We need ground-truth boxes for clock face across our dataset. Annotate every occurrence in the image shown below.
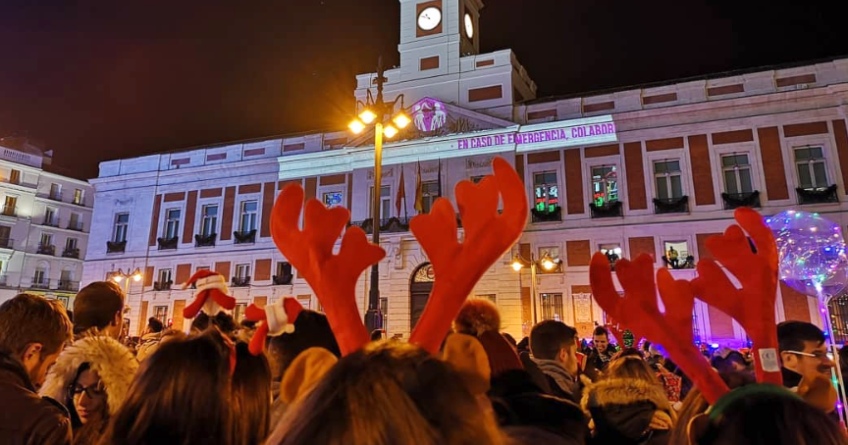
[417,6,442,31]
[464,13,474,39]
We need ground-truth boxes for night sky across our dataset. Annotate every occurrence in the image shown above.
[0,0,844,180]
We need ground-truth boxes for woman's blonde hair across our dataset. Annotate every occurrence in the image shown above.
[605,355,657,383]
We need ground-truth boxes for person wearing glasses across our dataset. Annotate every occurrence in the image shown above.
[777,320,841,419]
[40,335,138,445]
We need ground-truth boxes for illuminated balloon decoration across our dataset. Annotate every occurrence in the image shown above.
[765,210,848,298]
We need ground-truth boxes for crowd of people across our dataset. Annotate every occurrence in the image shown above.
[1,281,847,444]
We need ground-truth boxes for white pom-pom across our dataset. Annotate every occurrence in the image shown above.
[265,302,289,336]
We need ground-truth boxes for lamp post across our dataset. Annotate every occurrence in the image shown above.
[111,267,143,296]
[512,252,560,325]
[348,58,411,333]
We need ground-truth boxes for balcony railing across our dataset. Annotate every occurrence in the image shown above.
[653,196,689,214]
[721,191,761,210]
[589,200,624,218]
[37,244,56,256]
[157,236,178,250]
[195,233,217,247]
[58,280,80,292]
[232,276,251,287]
[66,221,84,231]
[531,206,562,223]
[154,280,173,291]
[30,278,50,290]
[233,229,257,245]
[273,274,293,285]
[0,238,13,249]
[48,191,63,201]
[1,206,16,217]
[62,247,80,259]
[42,216,60,227]
[106,240,126,253]
[796,185,838,205]
[72,197,86,207]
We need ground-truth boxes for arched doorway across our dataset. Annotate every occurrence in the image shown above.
[409,262,434,329]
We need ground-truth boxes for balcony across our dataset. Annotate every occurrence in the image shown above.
[37,244,56,256]
[0,275,7,287]
[62,247,80,259]
[653,196,689,214]
[531,206,562,223]
[231,276,251,287]
[662,254,696,270]
[195,233,217,248]
[1,206,16,217]
[0,238,13,249]
[72,197,86,207]
[154,280,173,291]
[42,216,60,227]
[106,240,126,253]
[273,274,293,285]
[58,280,80,292]
[157,236,178,250]
[66,221,84,232]
[589,200,623,218]
[796,185,838,205]
[30,278,50,290]
[233,229,257,245]
[48,191,63,202]
[721,191,761,210]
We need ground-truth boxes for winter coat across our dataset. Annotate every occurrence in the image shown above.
[0,351,72,445]
[581,377,675,445]
[40,335,138,418]
[135,332,162,362]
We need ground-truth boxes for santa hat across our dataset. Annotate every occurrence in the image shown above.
[181,270,236,319]
[245,297,304,355]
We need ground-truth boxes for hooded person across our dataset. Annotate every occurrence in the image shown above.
[180,270,237,329]
[39,335,139,445]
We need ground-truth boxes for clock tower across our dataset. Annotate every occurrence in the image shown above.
[354,0,537,117]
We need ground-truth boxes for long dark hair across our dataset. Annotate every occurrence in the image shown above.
[232,341,271,445]
[98,329,233,445]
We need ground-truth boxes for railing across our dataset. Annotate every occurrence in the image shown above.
[37,244,56,256]
[72,197,86,207]
[233,229,257,245]
[106,240,126,253]
[154,281,173,291]
[157,236,178,250]
[653,196,689,214]
[62,248,80,259]
[42,216,60,227]
[195,233,217,247]
[273,274,293,285]
[58,280,80,292]
[232,276,251,287]
[48,191,63,201]
[1,206,16,217]
[0,238,13,249]
[589,200,624,218]
[66,221,84,231]
[0,275,7,287]
[721,191,761,210]
[796,185,838,205]
[531,206,562,223]
[30,278,50,290]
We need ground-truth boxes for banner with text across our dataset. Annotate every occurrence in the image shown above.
[457,120,617,151]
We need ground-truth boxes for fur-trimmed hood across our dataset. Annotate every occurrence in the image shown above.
[580,378,673,444]
[39,335,138,416]
[581,377,671,412]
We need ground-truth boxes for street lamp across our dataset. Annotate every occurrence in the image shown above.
[112,267,143,295]
[512,252,561,325]
[348,57,411,333]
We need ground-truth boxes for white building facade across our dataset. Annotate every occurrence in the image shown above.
[83,0,848,346]
[0,138,93,307]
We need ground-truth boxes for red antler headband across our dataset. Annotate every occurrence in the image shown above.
[244,297,304,355]
[268,156,527,356]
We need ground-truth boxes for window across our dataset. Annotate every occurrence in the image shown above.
[3,196,17,216]
[49,183,61,200]
[794,147,828,189]
[653,160,683,200]
[537,246,562,273]
[591,165,619,206]
[44,207,57,226]
[164,209,181,239]
[40,233,53,247]
[470,175,485,184]
[369,185,391,219]
[599,243,622,270]
[68,212,82,231]
[72,189,84,205]
[113,213,129,243]
[9,169,20,185]
[234,303,247,323]
[721,154,754,195]
[0,225,11,248]
[158,268,172,284]
[322,191,343,208]
[663,240,694,269]
[473,294,497,303]
[201,205,218,236]
[33,268,47,286]
[533,171,560,213]
[153,306,168,325]
[540,293,564,321]
[380,296,389,329]
[421,181,439,214]
[65,238,78,251]
[239,201,258,232]
[235,263,251,279]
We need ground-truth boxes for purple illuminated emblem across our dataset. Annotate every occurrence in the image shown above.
[412,97,447,132]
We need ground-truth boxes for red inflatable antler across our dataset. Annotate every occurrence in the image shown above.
[590,253,730,404]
